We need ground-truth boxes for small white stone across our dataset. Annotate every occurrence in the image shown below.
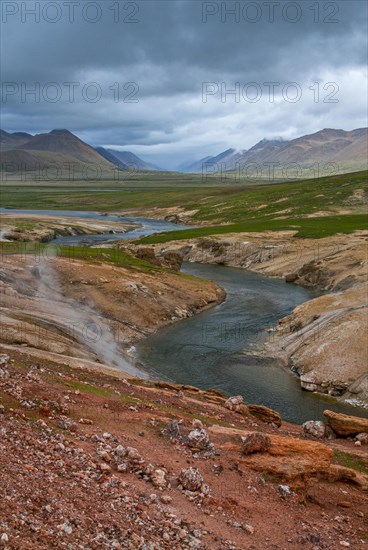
[60,522,73,535]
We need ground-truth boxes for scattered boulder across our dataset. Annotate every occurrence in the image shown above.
[278,484,294,499]
[126,447,143,464]
[187,428,210,452]
[164,419,182,440]
[58,416,77,431]
[303,420,326,439]
[114,444,127,456]
[224,395,244,412]
[285,273,298,283]
[247,404,282,427]
[178,467,204,492]
[150,469,168,489]
[79,418,94,425]
[224,395,249,416]
[101,451,111,463]
[356,432,368,445]
[323,410,368,437]
[241,432,271,455]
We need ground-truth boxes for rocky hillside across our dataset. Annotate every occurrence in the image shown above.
[0,350,367,549]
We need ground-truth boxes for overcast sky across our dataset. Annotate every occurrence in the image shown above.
[1,0,367,168]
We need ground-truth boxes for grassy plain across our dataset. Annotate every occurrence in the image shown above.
[1,170,367,240]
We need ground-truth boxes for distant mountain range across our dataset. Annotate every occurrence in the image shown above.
[0,129,160,175]
[180,128,368,176]
[1,127,366,178]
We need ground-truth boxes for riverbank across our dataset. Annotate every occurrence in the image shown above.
[127,230,368,405]
[0,249,225,373]
[0,213,139,242]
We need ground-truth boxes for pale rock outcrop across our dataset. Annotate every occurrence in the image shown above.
[323,410,368,437]
[240,433,334,481]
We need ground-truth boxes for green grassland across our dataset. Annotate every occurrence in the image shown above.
[1,170,367,240]
[138,214,368,242]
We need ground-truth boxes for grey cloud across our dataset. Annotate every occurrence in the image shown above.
[1,0,367,168]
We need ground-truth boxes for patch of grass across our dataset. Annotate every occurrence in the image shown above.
[120,394,143,405]
[332,450,368,474]
[68,380,114,396]
[137,213,368,242]
[0,391,23,411]
[0,241,169,273]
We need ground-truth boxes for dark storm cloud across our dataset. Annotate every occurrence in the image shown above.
[1,0,367,168]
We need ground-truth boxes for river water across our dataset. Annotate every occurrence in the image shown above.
[135,262,367,423]
[0,208,188,245]
[1,208,366,423]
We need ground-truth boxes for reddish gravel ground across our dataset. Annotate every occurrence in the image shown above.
[0,347,367,549]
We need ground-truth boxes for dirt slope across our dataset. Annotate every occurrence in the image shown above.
[0,349,367,549]
[0,253,224,370]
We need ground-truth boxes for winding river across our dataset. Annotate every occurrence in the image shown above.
[1,208,366,423]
